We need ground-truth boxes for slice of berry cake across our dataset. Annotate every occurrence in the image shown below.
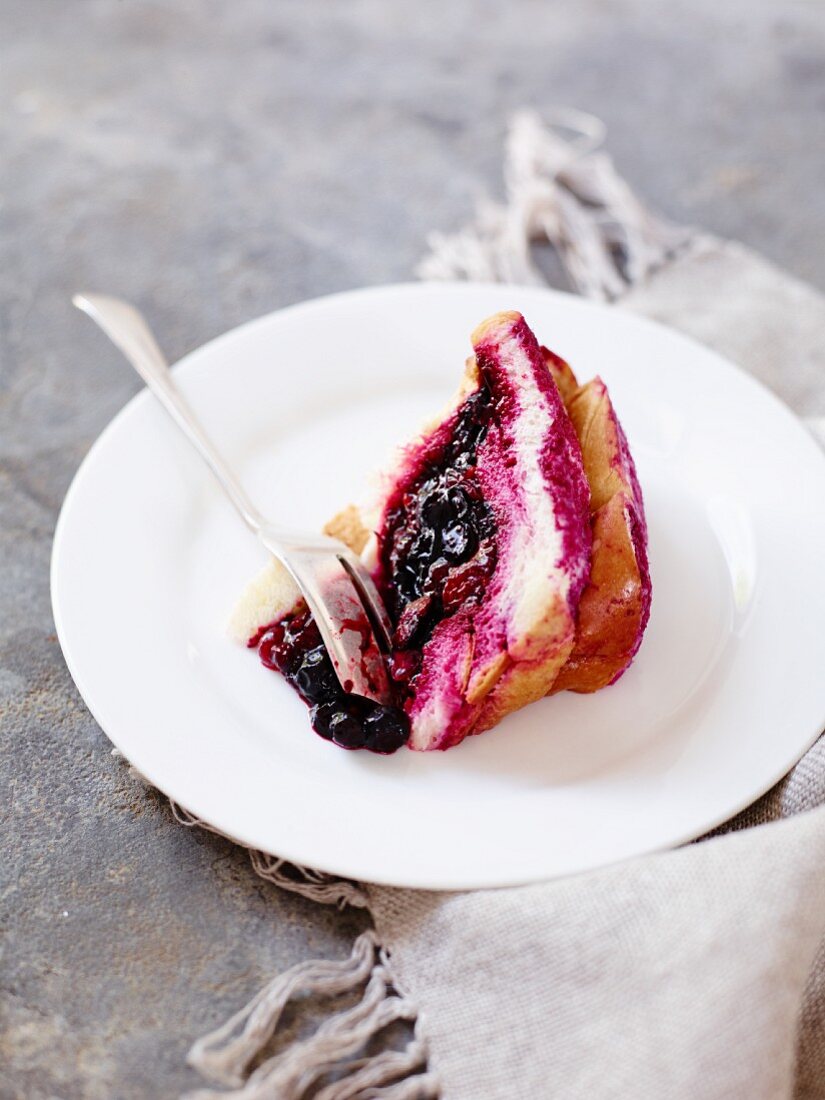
[231,311,650,752]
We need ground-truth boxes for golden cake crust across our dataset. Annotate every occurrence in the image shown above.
[543,352,649,694]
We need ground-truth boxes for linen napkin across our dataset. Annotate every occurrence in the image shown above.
[180,113,825,1100]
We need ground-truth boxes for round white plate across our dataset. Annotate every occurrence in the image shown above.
[52,283,825,889]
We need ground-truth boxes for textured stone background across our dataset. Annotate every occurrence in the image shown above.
[2,1,824,1096]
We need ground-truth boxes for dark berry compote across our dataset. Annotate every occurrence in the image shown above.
[250,380,499,754]
[250,609,410,754]
[378,383,498,690]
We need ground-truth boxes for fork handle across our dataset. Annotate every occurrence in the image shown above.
[74,294,268,535]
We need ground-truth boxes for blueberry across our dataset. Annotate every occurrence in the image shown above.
[397,560,425,602]
[441,521,476,561]
[285,612,322,651]
[448,487,470,518]
[364,706,410,754]
[342,693,373,720]
[329,710,368,750]
[272,640,299,673]
[422,486,472,528]
[409,526,436,566]
[421,489,453,527]
[293,647,339,703]
[310,701,338,740]
[256,626,283,670]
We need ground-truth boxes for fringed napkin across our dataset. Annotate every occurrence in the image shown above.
[179,113,825,1100]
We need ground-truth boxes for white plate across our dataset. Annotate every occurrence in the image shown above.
[52,283,825,889]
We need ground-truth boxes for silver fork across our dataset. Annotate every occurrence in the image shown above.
[73,294,394,705]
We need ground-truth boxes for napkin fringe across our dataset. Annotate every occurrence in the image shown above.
[416,107,692,300]
[182,930,436,1099]
[169,802,370,910]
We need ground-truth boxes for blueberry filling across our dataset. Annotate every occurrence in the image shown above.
[252,610,410,753]
[251,382,498,754]
[380,382,498,677]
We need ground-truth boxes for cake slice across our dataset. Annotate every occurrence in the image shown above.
[231,311,592,751]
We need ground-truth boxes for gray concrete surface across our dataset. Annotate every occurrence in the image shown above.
[1,1,824,1096]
